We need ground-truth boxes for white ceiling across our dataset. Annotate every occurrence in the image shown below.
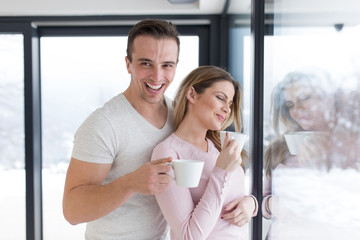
[0,0,226,16]
[0,0,359,26]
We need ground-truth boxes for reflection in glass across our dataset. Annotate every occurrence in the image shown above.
[263,26,360,240]
[40,36,199,239]
[0,34,25,239]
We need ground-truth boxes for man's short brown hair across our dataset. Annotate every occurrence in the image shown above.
[126,19,180,62]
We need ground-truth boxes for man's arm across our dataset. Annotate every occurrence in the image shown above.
[62,157,172,225]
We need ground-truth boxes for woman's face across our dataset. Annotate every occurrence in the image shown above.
[283,81,332,131]
[192,80,235,131]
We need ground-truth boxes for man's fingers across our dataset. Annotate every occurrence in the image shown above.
[157,173,172,183]
[153,175,172,193]
[150,157,172,173]
[151,157,172,165]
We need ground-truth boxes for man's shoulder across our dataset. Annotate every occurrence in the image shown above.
[101,93,127,111]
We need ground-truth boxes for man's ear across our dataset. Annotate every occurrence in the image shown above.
[187,87,196,103]
[125,56,131,74]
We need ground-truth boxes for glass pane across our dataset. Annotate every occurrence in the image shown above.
[0,34,25,239]
[228,12,252,240]
[263,6,360,240]
[41,35,199,239]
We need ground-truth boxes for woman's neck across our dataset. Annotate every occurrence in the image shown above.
[175,116,208,152]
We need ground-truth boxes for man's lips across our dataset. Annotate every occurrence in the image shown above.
[145,82,164,92]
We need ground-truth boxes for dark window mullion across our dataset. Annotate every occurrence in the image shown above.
[250,0,265,239]
[24,23,42,240]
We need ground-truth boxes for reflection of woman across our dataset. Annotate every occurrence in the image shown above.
[151,66,258,240]
[263,69,360,224]
[263,70,333,220]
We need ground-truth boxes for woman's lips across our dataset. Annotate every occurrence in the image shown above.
[216,114,225,122]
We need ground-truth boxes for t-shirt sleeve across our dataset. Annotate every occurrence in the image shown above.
[71,111,116,164]
[152,141,230,240]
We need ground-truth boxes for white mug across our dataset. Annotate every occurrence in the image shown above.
[169,159,204,188]
[284,131,314,155]
[220,131,248,150]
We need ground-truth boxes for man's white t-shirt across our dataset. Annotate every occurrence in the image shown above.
[72,93,174,240]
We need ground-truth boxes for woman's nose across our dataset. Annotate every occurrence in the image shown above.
[222,104,230,114]
[293,103,304,116]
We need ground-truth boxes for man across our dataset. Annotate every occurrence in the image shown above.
[63,19,179,240]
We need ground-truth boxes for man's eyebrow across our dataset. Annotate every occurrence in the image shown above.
[136,58,176,65]
[137,58,152,62]
[163,60,177,65]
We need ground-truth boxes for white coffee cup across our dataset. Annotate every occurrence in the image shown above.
[169,159,204,188]
[220,131,248,150]
[284,131,314,155]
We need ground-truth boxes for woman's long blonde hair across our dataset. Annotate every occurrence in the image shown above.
[172,65,248,170]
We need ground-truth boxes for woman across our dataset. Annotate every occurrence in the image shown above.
[262,69,360,239]
[263,69,339,218]
[151,66,258,240]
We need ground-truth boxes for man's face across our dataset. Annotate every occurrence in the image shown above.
[126,35,178,105]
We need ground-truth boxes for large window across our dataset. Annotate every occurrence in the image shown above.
[262,25,360,240]
[229,8,360,240]
[0,33,25,240]
[40,35,199,239]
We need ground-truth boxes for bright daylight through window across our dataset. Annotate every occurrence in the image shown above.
[0,34,25,240]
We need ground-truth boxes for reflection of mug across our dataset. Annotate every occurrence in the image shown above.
[284,131,314,155]
[220,131,248,150]
[169,159,204,188]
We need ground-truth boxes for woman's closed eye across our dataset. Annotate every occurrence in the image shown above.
[216,95,224,101]
[286,102,294,109]
[298,95,311,102]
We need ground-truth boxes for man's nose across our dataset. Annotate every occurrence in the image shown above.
[151,66,163,82]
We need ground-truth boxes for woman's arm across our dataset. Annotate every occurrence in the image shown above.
[152,144,230,240]
[155,166,229,240]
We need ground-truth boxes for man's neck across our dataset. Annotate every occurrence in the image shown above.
[123,89,168,129]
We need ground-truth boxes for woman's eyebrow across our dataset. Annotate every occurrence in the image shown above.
[214,91,229,99]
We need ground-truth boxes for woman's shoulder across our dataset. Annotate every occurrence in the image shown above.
[206,138,219,154]
[152,133,179,160]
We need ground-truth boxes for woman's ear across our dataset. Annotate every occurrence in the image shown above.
[186,87,196,103]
